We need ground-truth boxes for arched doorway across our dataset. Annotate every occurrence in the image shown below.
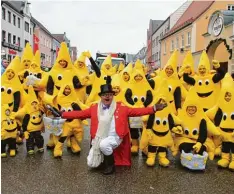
[206,38,232,73]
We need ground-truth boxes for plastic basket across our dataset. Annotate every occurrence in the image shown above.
[43,116,66,136]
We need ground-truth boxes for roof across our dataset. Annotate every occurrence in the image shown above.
[31,17,53,38]
[152,20,164,35]
[161,1,214,40]
[2,0,24,15]
[70,46,77,50]
[52,34,64,42]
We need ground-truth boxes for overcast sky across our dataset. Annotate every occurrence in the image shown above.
[30,1,185,56]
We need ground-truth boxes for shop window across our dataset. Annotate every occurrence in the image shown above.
[25,22,29,32]
[227,5,234,10]
[18,18,20,28]
[2,7,6,20]
[13,14,16,26]
[13,35,16,44]
[8,33,11,44]
[2,30,6,42]
[8,11,11,23]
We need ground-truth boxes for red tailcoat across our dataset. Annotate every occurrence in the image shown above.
[62,102,155,166]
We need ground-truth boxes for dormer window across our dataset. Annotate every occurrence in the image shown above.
[227,5,234,10]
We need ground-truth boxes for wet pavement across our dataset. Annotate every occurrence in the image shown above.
[2,127,234,194]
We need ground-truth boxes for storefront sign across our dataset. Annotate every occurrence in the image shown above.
[9,49,17,55]
[213,16,223,36]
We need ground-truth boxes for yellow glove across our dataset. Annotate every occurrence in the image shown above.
[193,142,202,153]
[171,126,183,135]
[1,130,6,139]
[212,60,220,69]
[24,131,29,140]
[83,51,91,58]
[184,66,191,74]
[82,120,89,126]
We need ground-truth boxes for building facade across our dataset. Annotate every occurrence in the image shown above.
[151,0,192,68]
[70,46,77,62]
[133,47,147,64]
[161,1,234,73]
[1,1,25,61]
[51,37,60,65]
[52,33,71,54]
[32,17,53,67]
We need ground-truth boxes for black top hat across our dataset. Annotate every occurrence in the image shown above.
[98,84,115,96]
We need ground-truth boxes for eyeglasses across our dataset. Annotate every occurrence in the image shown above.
[101,93,113,97]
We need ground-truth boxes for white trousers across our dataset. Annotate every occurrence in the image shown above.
[99,136,123,156]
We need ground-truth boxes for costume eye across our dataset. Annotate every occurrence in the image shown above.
[205,79,209,85]
[223,113,227,121]
[184,128,189,135]
[7,121,10,125]
[38,114,42,118]
[168,85,172,92]
[29,72,33,76]
[1,86,5,92]
[11,120,14,124]
[155,117,161,125]
[162,118,168,125]
[7,88,12,94]
[198,80,202,86]
[57,74,63,81]
[32,115,36,119]
[133,96,138,102]
[104,76,107,80]
[192,128,198,135]
[61,107,66,112]
[231,113,234,120]
[34,73,37,77]
[141,96,146,102]
[67,107,73,112]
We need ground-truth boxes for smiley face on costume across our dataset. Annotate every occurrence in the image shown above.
[195,77,215,98]
[1,86,14,107]
[2,119,18,133]
[30,112,43,125]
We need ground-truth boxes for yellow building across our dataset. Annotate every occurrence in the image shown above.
[161,1,234,74]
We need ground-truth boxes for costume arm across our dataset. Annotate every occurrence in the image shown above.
[62,108,91,119]
[46,75,54,95]
[73,76,83,89]
[144,90,153,107]
[89,57,101,78]
[197,119,207,144]
[174,87,181,110]
[127,106,155,117]
[13,91,21,112]
[183,73,195,85]
[125,88,135,106]
[22,114,30,132]
[147,79,155,89]
[206,105,219,121]
[212,67,225,83]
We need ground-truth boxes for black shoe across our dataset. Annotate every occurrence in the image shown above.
[102,154,115,175]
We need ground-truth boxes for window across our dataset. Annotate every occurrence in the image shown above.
[156,52,158,61]
[181,35,184,48]
[8,33,11,44]
[8,11,11,23]
[227,5,234,10]
[164,42,166,54]
[171,40,174,51]
[17,37,20,47]
[18,18,21,28]
[30,28,32,35]
[13,14,16,26]
[187,32,191,46]
[176,37,179,49]
[2,7,6,20]
[13,35,16,44]
[25,22,29,32]
[25,40,29,46]
[8,55,12,62]
[2,30,6,42]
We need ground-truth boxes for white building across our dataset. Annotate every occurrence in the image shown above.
[1,1,35,61]
[151,0,192,67]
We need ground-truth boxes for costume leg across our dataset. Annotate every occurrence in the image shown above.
[130,128,140,154]
[228,143,234,171]
[16,120,23,144]
[213,136,222,156]
[8,138,16,157]
[218,142,231,168]
[146,145,157,166]
[73,127,83,143]
[70,135,81,153]
[1,139,7,157]
[34,131,44,152]
[158,147,170,167]
[26,132,35,154]
[47,134,55,149]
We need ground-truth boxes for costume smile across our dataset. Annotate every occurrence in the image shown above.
[151,129,169,136]
[197,91,213,98]
[220,127,234,133]
[31,120,42,125]
[8,102,13,107]
[5,127,18,132]
[55,85,61,90]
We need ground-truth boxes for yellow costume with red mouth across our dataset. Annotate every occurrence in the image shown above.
[140,79,182,167]
[1,104,18,157]
[14,85,44,155]
[174,87,220,161]
[206,74,234,171]
[43,84,88,157]
[183,51,225,111]
[156,50,187,115]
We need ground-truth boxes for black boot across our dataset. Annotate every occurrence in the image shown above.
[102,154,115,175]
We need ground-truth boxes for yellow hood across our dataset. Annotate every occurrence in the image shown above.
[30,50,42,73]
[162,50,178,78]
[100,55,113,75]
[179,51,195,75]
[57,84,78,105]
[198,50,210,75]
[52,42,73,70]
[153,79,170,103]
[111,74,121,87]
[117,62,125,73]
[1,104,15,121]
[21,43,34,68]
